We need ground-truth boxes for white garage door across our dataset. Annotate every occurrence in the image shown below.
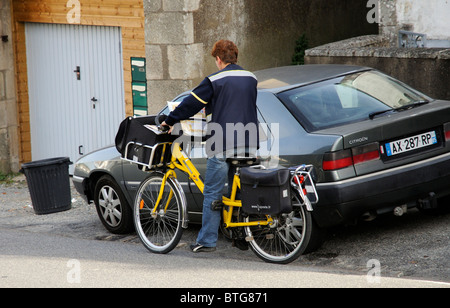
[25,23,125,172]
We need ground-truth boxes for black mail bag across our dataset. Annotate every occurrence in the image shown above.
[115,115,177,154]
[115,116,178,167]
[240,167,292,215]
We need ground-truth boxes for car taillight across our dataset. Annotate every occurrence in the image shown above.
[323,150,353,171]
[352,143,380,165]
[444,123,450,141]
[323,143,380,171]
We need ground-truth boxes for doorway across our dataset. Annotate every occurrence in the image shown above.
[25,23,125,172]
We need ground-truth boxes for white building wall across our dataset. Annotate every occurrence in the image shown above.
[395,0,450,40]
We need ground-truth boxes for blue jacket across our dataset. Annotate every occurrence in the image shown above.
[165,64,259,156]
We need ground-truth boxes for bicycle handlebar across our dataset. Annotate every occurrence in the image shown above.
[158,125,170,133]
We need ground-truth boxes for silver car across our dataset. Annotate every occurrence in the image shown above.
[73,64,450,250]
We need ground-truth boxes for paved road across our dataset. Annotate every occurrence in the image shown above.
[1,228,449,289]
[1,176,449,288]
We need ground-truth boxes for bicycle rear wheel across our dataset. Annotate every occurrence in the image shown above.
[244,188,313,264]
[134,172,184,254]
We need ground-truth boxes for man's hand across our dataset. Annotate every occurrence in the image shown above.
[160,121,173,133]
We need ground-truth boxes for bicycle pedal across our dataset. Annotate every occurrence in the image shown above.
[245,236,253,242]
[211,200,224,211]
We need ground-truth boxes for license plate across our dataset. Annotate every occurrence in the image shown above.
[385,131,437,157]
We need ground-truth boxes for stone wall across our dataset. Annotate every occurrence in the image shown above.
[0,0,19,173]
[143,0,377,113]
[305,35,450,101]
[144,0,203,114]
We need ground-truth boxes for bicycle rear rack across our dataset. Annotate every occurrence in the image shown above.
[290,164,319,211]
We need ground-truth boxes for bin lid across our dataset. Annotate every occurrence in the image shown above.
[20,157,72,169]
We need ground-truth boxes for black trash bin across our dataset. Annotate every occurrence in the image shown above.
[20,157,73,215]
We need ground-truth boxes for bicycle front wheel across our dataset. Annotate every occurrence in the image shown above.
[134,172,184,254]
[244,188,313,264]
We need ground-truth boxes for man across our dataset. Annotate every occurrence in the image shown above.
[162,40,259,252]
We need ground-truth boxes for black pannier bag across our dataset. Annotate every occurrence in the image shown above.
[115,116,178,167]
[240,167,292,215]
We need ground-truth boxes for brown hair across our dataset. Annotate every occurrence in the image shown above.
[211,40,238,64]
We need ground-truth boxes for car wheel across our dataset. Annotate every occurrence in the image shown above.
[303,218,326,254]
[94,175,134,234]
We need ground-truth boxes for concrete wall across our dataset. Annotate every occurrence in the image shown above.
[0,0,19,173]
[194,0,378,74]
[144,0,377,113]
[305,35,450,101]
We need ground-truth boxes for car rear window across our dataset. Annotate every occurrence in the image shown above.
[278,70,430,132]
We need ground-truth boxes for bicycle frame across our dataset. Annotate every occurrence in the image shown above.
[154,142,273,229]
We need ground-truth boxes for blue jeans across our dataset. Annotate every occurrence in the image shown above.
[196,156,229,247]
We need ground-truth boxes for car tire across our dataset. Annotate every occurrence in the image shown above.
[303,218,326,254]
[94,175,134,234]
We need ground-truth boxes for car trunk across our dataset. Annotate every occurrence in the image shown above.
[317,100,450,176]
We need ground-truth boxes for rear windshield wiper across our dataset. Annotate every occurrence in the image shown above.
[369,109,392,120]
[369,100,429,120]
[394,100,429,112]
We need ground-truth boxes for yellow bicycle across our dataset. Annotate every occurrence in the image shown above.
[118,116,319,264]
